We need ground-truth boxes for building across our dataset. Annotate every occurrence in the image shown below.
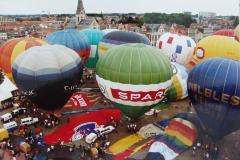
[78,18,100,29]
[169,23,187,35]
[0,16,16,25]
[183,12,192,15]
[143,24,167,46]
[199,12,216,19]
[64,0,99,29]
[0,33,7,40]
[76,0,86,24]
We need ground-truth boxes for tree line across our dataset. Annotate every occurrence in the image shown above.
[143,13,196,27]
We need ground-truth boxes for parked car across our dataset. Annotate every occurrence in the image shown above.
[20,117,39,126]
[3,121,18,131]
[11,107,26,117]
[1,113,13,123]
[85,125,115,144]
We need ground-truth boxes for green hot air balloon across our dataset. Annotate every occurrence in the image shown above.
[96,43,173,119]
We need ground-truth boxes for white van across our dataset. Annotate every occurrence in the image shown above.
[12,108,26,117]
[20,117,39,126]
[1,113,12,123]
[3,121,17,131]
[85,126,115,144]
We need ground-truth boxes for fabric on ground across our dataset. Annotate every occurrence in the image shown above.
[138,124,163,139]
[114,140,155,160]
[109,134,143,155]
[145,118,197,160]
[44,109,121,145]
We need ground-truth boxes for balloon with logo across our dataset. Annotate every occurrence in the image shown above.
[0,38,47,82]
[45,29,90,63]
[188,35,240,69]
[98,31,150,58]
[166,62,188,101]
[96,43,173,119]
[12,45,84,110]
[80,29,105,69]
[156,32,196,66]
[188,58,240,140]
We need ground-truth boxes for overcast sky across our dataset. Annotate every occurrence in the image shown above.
[0,0,239,15]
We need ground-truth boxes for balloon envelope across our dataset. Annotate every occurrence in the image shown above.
[96,43,173,119]
[187,58,240,140]
[213,29,235,37]
[156,32,196,66]
[0,38,47,81]
[188,35,240,69]
[80,29,105,69]
[45,29,90,63]
[98,31,150,58]
[167,62,188,101]
[12,45,84,110]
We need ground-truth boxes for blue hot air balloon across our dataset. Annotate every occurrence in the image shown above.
[98,31,150,58]
[45,29,90,63]
[80,29,105,69]
[12,45,84,110]
[187,58,240,140]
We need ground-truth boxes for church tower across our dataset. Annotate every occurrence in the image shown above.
[76,0,86,24]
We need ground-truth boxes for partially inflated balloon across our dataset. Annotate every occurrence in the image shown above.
[167,62,188,101]
[80,29,105,69]
[98,31,150,58]
[188,35,240,69]
[12,45,84,110]
[188,58,240,140]
[0,38,47,81]
[96,43,173,119]
[45,29,90,63]
[156,32,196,66]
[213,29,235,37]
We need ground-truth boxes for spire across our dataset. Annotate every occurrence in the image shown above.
[76,0,86,24]
[76,0,85,15]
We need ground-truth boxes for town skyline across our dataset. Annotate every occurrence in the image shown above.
[0,0,239,16]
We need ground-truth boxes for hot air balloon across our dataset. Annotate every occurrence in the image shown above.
[156,32,196,66]
[213,29,235,37]
[0,38,47,81]
[234,24,240,41]
[96,43,173,119]
[98,31,150,58]
[187,58,240,140]
[45,29,90,63]
[12,45,84,110]
[188,35,240,69]
[102,29,119,34]
[80,29,105,69]
[167,62,188,101]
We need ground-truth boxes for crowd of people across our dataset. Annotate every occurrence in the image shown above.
[192,139,219,160]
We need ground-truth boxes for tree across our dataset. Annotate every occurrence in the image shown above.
[233,18,239,28]
[143,13,196,27]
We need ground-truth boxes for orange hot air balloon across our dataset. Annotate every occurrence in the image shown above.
[0,38,47,81]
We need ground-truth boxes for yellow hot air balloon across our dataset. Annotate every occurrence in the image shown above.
[188,35,240,69]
